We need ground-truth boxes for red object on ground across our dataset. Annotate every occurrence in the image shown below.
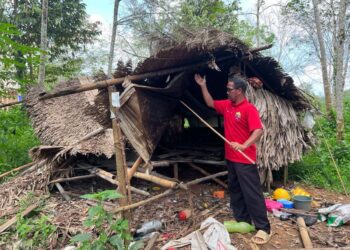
[178,209,192,221]
[213,190,225,199]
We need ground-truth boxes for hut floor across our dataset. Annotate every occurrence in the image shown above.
[1,171,349,249]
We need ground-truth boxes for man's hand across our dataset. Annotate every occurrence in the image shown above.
[229,142,247,151]
[194,74,206,86]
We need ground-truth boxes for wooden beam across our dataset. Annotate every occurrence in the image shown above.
[0,162,35,179]
[188,163,228,189]
[185,171,228,187]
[49,174,96,184]
[297,217,313,249]
[114,189,173,213]
[55,183,71,201]
[132,171,177,189]
[127,156,143,181]
[0,202,40,234]
[38,44,273,101]
[94,168,150,196]
[0,100,23,109]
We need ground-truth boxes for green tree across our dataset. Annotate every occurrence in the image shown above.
[0,0,100,85]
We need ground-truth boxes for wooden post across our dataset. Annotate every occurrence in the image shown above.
[284,165,288,187]
[173,163,179,180]
[188,163,228,189]
[108,87,130,220]
[127,156,143,181]
[297,217,313,249]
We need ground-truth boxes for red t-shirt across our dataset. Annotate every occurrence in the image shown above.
[213,98,263,164]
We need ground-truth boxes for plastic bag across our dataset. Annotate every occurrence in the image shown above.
[318,204,350,227]
[302,111,315,130]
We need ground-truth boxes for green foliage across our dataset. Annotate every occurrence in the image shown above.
[0,107,39,175]
[0,22,40,93]
[289,96,350,193]
[16,215,56,249]
[71,190,143,250]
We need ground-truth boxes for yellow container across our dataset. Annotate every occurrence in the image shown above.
[272,188,291,200]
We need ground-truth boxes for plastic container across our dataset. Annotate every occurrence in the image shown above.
[265,198,283,212]
[224,221,255,234]
[293,195,312,211]
[134,220,162,237]
[277,199,294,209]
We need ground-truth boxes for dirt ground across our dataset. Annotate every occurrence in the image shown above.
[1,174,350,249]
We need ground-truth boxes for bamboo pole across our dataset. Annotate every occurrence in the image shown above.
[186,171,228,187]
[297,217,313,249]
[94,168,150,196]
[132,171,177,189]
[0,162,35,179]
[37,44,272,101]
[180,101,256,164]
[49,174,96,184]
[127,156,143,181]
[55,183,71,201]
[114,189,173,213]
[188,163,228,189]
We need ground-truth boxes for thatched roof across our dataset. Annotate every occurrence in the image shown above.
[25,77,114,159]
[134,29,310,110]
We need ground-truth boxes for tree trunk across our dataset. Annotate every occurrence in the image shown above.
[334,0,348,141]
[107,0,121,78]
[38,0,48,86]
[312,0,332,114]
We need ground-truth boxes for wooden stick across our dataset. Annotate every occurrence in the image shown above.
[127,156,143,181]
[186,171,228,187]
[72,127,105,146]
[0,162,35,179]
[49,174,96,184]
[0,100,23,109]
[114,189,173,213]
[297,217,313,249]
[94,168,150,196]
[144,232,160,250]
[55,183,71,201]
[0,202,40,234]
[180,101,256,164]
[188,163,228,189]
[38,44,272,101]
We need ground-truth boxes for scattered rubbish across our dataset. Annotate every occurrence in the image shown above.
[318,204,350,227]
[277,199,294,209]
[272,209,293,221]
[178,209,192,221]
[134,220,162,238]
[161,217,237,250]
[213,190,225,199]
[265,199,283,212]
[293,196,312,211]
[272,188,291,200]
[224,221,255,233]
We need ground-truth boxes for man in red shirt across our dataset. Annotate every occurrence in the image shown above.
[194,74,271,244]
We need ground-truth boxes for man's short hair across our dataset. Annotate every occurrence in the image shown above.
[228,75,247,93]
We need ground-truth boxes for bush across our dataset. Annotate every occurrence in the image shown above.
[288,95,350,193]
[0,106,39,175]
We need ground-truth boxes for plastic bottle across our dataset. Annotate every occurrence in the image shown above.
[134,220,162,237]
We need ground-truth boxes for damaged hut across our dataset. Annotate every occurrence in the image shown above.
[0,29,314,209]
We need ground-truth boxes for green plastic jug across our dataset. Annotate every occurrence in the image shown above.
[224,221,255,234]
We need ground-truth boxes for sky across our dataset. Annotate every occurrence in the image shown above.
[81,0,328,96]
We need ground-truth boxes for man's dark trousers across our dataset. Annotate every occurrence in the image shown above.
[227,160,270,233]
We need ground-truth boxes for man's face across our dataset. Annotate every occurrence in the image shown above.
[226,81,241,102]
